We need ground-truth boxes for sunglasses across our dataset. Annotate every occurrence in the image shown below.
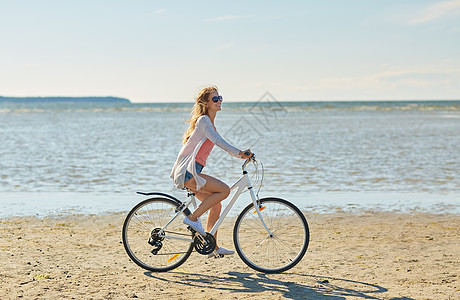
[211,95,223,103]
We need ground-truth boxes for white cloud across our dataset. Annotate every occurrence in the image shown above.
[215,43,234,51]
[203,14,282,23]
[260,15,284,21]
[149,9,167,16]
[296,64,460,96]
[408,0,460,24]
[204,15,245,23]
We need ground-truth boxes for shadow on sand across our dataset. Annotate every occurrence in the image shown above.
[144,271,412,299]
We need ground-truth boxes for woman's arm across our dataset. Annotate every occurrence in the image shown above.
[197,115,241,158]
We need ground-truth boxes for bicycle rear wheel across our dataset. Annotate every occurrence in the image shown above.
[233,197,309,273]
[122,197,194,272]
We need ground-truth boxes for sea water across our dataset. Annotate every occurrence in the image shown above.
[0,100,459,217]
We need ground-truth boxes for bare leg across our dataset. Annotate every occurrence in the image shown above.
[195,190,221,243]
[206,203,221,242]
[185,174,229,248]
[184,174,230,221]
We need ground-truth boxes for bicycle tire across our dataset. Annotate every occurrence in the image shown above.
[233,197,309,273]
[122,197,194,272]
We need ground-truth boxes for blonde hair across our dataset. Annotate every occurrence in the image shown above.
[182,86,218,144]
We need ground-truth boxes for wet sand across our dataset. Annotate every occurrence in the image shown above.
[1,211,459,299]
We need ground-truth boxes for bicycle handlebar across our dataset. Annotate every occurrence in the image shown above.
[242,152,256,171]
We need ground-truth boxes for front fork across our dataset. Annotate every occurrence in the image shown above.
[246,174,274,237]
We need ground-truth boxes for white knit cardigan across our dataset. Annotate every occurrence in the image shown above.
[170,115,241,190]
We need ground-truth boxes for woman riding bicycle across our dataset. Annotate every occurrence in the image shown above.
[170,86,252,256]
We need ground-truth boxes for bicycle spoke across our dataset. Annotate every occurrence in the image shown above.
[234,198,309,273]
[248,234,270,257]
[122,198,194,272]
[132,213,153,232]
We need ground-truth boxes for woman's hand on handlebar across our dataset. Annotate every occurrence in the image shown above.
[239,149,253,159]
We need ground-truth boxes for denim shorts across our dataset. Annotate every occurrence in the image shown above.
[184,162,204,183]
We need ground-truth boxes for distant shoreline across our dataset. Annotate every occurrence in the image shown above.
[0,96,131,103]
[129,99,460,104]
[1,96,458,104]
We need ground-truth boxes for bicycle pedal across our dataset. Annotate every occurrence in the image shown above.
[208,253,224,259]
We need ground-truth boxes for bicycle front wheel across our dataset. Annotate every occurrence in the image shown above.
[122,197,194,272]
[233,197,309,273]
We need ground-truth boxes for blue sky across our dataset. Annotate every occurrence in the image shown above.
[1,0,459,102]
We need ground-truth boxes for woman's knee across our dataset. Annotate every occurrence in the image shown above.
[221,184,230,198]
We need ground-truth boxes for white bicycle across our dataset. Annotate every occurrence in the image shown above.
[122,155,310,273]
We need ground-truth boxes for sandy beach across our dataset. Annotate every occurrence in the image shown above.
[1,211,459,299]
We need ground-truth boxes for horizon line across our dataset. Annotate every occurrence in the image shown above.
[130,99,460,104]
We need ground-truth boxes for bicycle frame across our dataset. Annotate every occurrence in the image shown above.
[159,158,273,242]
